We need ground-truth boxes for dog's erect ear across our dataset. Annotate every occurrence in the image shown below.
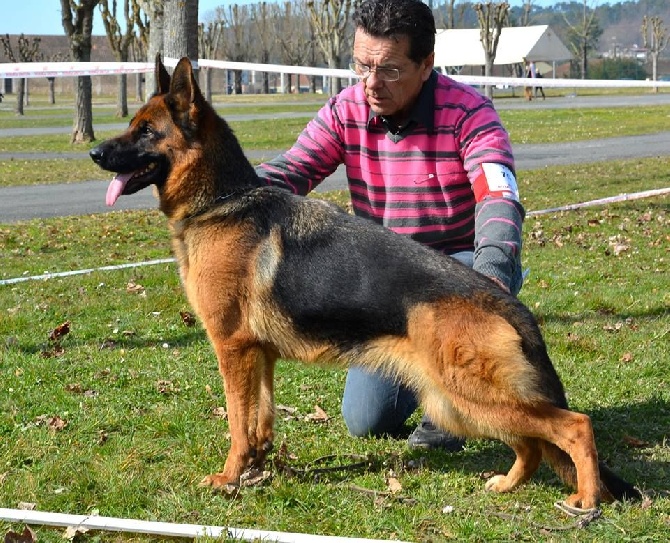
[169,57,202,110]
[155,53,171,95]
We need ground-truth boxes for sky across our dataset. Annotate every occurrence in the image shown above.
[0,1,602,37]
[0,0,226,36]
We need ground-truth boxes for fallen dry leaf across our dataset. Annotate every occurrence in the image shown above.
[386,476,403,494]
[304,405,329,423]
[40,344,65,358]
[98,430,109,445]
[276,404,299,419]
[3,526,36,543]
[623,435,649,448]
[240,468,272,487]
[180,311,196,326]
[212,407,228,419]
[63,525,89,540]
[48,321,70,342]
[156,380,180,394]
[48,415,67,432]
[620,352,634,363]
[64,383,83,393]
[126,282,145,294]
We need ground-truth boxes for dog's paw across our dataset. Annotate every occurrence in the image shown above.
[561,493,600,512]
[484,474,511,493]
[199,473,239,495]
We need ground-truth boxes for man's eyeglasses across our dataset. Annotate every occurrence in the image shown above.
[349,62,401,82]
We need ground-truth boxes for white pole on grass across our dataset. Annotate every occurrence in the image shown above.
[0,508,411,543]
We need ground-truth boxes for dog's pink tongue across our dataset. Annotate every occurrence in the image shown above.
[106,173,132,206]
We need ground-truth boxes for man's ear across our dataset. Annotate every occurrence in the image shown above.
[421,52,435,82]
[155,53,171,94]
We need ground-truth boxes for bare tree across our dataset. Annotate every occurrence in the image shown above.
[307,0,357,95]
[250,2,275,94]
[435,0,468,30]
[642,15,668,92]
[276,1,319,93]
[138,0,163,96]
[217,4,253,95]
[519,0,535,27]
[130,10,149,101]
[563,0,602,79]
[474,2,509,99]
[100,0,144,117]
[198,20,224,101]
[0,34,41,115]
[60,0,100,143]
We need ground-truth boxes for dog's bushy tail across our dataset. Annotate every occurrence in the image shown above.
[540,442,641,503]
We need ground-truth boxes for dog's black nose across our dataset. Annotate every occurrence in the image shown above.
[89,146,103,164]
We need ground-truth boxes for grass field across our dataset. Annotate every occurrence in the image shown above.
[0,95,669,541]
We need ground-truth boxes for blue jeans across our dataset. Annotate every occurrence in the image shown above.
[341,250,474,437]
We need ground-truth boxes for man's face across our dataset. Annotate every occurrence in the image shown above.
[352,28,434,123]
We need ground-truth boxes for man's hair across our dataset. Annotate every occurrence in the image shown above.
[353,0,436,63]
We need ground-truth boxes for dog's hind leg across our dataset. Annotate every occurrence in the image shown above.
[472,401,601,509]
[484,437,543,493]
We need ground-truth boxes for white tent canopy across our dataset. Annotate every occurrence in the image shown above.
[434,25,572,69]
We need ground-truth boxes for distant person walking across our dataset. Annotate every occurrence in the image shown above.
[523,58,534,101]
[524,59,545,101]
[534,70,546,100]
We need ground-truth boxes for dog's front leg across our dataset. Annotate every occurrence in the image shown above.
[200,341,265,490]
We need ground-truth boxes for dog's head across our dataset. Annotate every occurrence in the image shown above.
[90,55,206,207]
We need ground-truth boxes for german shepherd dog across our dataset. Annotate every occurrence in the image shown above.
[90,56,640,510]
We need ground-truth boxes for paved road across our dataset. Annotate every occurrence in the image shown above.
[2,93,670,223]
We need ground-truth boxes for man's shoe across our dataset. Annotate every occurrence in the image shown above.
[408,420,465,451]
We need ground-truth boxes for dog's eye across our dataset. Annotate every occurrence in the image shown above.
[138,122,154,137]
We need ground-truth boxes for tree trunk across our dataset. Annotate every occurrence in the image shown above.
[15,78,25,115]
[72,75,95,143]
[233,71,243,95]
[144,1,164,96]
[484,58,494,99]
[61,0,99,143]
[48,78,56,104]
[116,73,128,117]
[204,68,212,102]
[135,73,143,101]
[163,0,198,71]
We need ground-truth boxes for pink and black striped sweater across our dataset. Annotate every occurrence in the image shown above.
[256,71,525,295]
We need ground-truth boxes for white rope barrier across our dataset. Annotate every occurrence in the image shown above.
[0,258,175,286]
[2,58,670,89]
[526,187,670,216]
[0,508,409,542]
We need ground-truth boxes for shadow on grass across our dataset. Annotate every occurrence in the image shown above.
[397,398,668,497]
[535,304,670,325]
[11,328,208,357]
[300,399,666,500]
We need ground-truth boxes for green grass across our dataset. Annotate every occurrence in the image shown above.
[500,105,670,144]
[0,160,668,541]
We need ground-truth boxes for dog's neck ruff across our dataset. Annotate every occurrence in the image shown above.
[175,189,247,223]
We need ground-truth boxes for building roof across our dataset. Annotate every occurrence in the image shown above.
[434,25,573,68]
